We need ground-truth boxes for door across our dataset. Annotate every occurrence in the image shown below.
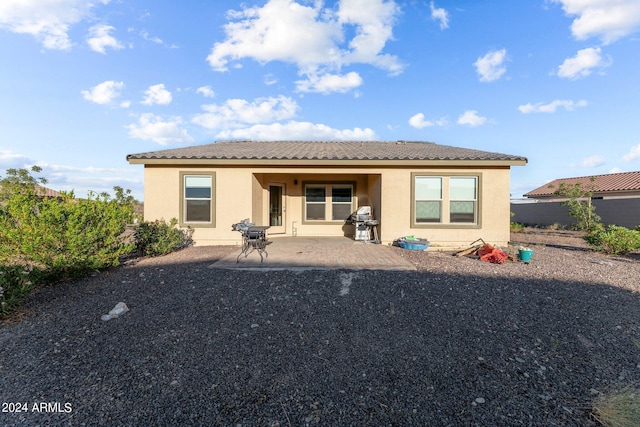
[269,183,286,234]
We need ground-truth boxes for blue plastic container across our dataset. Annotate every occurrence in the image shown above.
[400,239,430,251]
[518,249,533,263]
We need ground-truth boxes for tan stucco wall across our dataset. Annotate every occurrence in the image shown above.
[142,164,513,249]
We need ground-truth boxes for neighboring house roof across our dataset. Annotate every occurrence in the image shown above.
[0,184,63,198]
[524,171,640,198]
[127,140,527,165]
[35,185,63,198]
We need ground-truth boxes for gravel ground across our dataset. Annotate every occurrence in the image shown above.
[1,231,640,426]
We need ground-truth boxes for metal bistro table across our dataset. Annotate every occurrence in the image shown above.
[232,219,270,263]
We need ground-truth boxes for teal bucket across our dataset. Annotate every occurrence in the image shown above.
[518,249,533,263]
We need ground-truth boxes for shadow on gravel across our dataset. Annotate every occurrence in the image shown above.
[1,255,640,426]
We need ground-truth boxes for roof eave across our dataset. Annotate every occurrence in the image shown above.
[127,157,527,167]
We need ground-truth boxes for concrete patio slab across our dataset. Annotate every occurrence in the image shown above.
[209,236,417,271]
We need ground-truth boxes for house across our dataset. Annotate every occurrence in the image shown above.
[126,140,527,248]
[524,171,640,201]
[512,171,640,228]
[0,184,63,199]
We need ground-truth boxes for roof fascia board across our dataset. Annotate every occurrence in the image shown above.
[127,158,527,167]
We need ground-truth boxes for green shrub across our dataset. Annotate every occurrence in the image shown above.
[510,222,525,232]
[134,219,193,257]
[0,264,44,317]
[584,225,640,255]
[0,176,136,279]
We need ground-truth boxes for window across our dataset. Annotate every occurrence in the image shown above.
[305,185,326,220]
[304,183,354,222]
[450,177,477,223]
[415,177,442,223]
[181,173,215,226]
[331,186,353,221]
[412,174,479,226]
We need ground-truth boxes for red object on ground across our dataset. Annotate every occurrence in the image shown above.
[477,244,495,257]
[477,244,509,264]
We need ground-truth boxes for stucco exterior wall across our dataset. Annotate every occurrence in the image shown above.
[142,164,513,248]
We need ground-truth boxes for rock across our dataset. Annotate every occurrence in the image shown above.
[101,302,129,321]
[475,397,485,404]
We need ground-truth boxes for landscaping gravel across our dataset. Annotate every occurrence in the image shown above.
[1,232,640,426]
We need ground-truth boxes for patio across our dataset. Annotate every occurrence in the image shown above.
[209,236,417,271]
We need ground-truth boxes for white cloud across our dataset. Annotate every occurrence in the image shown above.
[81,80,125,105]
[622,144,640,162]
[430,1,449,30]
[557,47,610,79]
[408,113,447,129]
[0,150,34,169]
[551,0,640,44]
[577,155,605,168]
[127,113,193,145]
[196,86,216,98]
[192,96,299,130]
[87,24,123,54]
[457,110,487,127]
[0,0,110,50]
[215,121,376,141]
[206,0,403,93]
[518,99,588,114]
[264,74,278,85]
[140,30,178,49]
[474,49,507,82]
[35,162,142,198]
[337,0,403,73]
[295,71,363,93]
[141,30,163,44]
[141,84,172,105]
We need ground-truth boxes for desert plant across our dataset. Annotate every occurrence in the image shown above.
[0,264,44,317]
[510,221,525,232]
[0,168,137,279]
[134,218,193,257]
[592,386,640,427]
[0,165,47,201]
[584,224,640,255]
[550,177,601,231]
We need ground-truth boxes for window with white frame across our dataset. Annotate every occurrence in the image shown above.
[413,174,479,226]
[182,174,214,225]
[331,185,353,220]
[414,176,442,223]
[304,183,354,222]
[305,185,326,221]
[449,177,477,223]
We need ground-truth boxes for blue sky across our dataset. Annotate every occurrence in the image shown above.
[1,0,639,201]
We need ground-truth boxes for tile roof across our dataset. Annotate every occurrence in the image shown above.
[35,185,63,198]
[0,184,62,198]
[524,171,640,197]
[126,140,527,163]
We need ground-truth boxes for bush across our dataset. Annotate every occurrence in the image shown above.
[0,264,44,317]
[510,222,525,232]
[134,219,193,257]
[584,225,640,255]
[0,170,136,280]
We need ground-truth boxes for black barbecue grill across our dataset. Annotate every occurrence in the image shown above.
[347,206,380,243]
[232,219,270,263]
